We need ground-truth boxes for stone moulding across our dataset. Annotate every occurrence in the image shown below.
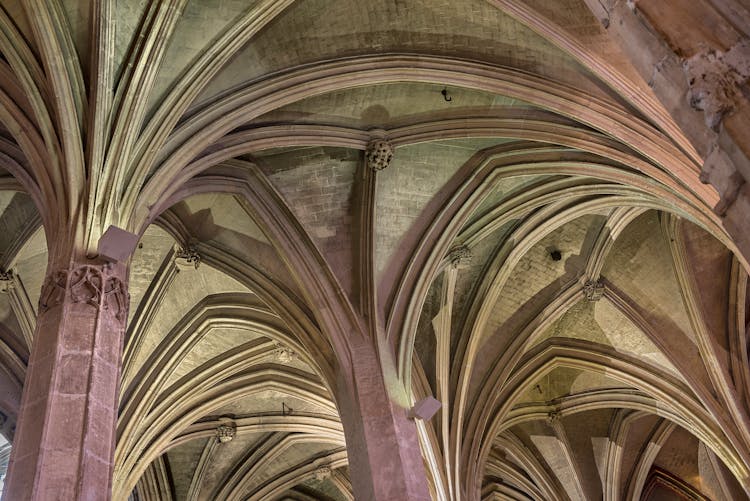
[38,265,129,322]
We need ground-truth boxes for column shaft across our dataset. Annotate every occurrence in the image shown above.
[3,261,128,501]
[337,338,431,501]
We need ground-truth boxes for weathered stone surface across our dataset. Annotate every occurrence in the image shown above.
[684,40,750,129]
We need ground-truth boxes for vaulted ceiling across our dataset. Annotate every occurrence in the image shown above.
[0,0,748,500]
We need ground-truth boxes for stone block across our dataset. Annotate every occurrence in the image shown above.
[98,226,139,263]
[408,396,442,421]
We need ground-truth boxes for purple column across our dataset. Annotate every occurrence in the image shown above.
[3,261,128,500]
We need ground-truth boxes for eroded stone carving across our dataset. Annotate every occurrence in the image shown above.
[39,265,129,322]
[104,275,130,322]
[448,245,472,269]
[583,280,605,302]
[311,465,332,481]
[365,139,394,171]
[215,416,236,444]
[546,410,560,425]
[216,423,236,443]
[39,270,70,313]
[0,270,13,293]
[684,40,750,130]
[175,244,201,270]
[274,343,297,364]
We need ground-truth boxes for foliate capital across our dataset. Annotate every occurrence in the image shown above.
[365,139,394,171]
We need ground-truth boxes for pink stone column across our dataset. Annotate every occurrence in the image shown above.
[2,261,128,501]
[336,337,431,501]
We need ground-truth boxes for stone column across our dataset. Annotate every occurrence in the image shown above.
[2,260,128,501]
[336,337,431,501]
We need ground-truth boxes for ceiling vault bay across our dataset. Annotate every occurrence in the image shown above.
[0,0,748,500]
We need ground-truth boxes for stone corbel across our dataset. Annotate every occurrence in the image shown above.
[700,142,747,216]
[684,40,750,130]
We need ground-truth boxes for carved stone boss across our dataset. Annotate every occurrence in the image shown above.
[175,243,201,270]
[448,245,472,269]
[311,465,332,481]
[583,280,604,302]
[684,40,750,129]
[0,269,13,293]
[216,423,236,443]
[38,265,129,323]
[273,342,297,364]
[365,139,394,171]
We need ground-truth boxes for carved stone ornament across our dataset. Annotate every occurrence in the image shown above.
[0,270,13,293]
[365,139,394,171]
[39,265,129,322]
[175,244,201,270]
[583,280,604,302]
[448,245,472,269]
[311,465,332,481]
[274,343,297,364]
[216,423,236,443]
[546,410,560,425]
[684,40,750,130]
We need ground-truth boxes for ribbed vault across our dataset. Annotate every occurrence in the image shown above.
[0,0,748,500]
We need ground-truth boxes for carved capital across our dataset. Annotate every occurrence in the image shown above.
[583,280,604,302]
[365,139,394,171]
[39,265,129,323]
[448,245,472,269]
